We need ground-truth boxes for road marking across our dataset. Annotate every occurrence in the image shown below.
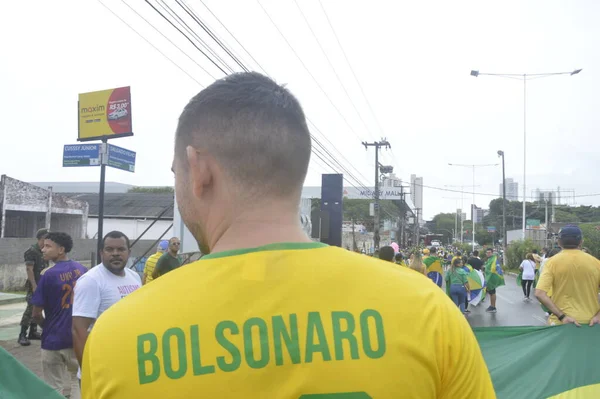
[496,292,515,304]
[532,314,547,324]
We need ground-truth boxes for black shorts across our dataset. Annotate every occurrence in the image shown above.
[487,288,496,295]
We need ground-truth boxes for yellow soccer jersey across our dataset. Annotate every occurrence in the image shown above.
[143,252,162,284]
[82,242,495,399]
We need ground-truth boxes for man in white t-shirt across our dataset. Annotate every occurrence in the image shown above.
[72,231,141,382]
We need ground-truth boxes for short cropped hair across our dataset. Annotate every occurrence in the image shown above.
[175,72,311,197]
[102,231,131,249]
[36,228,49,239]
[379,246,395,262]
[45,232,73,253]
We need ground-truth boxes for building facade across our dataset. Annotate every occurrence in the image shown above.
[1,175,88,238]
[499,178,519,201]
[410,174,423,225]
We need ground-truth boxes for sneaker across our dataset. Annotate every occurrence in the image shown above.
[18,334,31,346]
[465,309,471,313]
[523,297,528,302]
[485,306,497,313]
[28,331,42,340]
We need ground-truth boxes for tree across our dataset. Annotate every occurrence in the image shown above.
[343,199,374,232]
[431,213,456,244]
[128,186,174,193]
[580,224,600,259]
[554,209,579,223]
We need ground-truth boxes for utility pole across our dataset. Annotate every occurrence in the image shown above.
[362,139,391,251]
[399,187,406,248]
[414,208,421,246]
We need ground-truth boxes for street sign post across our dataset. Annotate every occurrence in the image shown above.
[107,144,136,173]
[63,144,101,167]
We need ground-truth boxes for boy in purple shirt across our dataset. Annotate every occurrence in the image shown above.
[32,232,87,398]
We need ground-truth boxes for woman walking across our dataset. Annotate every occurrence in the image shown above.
[445,258,470,313]
[519,253,536,300]
[409,250,427,275]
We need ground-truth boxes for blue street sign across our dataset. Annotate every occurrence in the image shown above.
[107,144,136,173]
[63,144,101,167]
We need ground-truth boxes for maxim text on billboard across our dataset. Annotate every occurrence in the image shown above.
[78,86,133,141]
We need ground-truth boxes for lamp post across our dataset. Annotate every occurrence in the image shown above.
[470,68,582,240]
[497,150,507,257]
[448,163,499,252]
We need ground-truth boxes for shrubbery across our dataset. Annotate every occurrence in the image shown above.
[505,239,541,270]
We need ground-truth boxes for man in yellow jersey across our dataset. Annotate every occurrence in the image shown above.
[81,72,495,398]
[142,240,168,285]
[536,225,600,326]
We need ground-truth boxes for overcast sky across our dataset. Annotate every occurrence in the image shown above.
[1,0,599,219]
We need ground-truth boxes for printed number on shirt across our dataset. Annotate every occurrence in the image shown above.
[299,392,371,398]
[61,283,75,309]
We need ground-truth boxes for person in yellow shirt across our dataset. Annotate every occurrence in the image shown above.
[536,225,600,326]
[81,72,495,398]
[142,240,168,285]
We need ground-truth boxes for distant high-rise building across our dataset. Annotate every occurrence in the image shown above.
[499,178,519,201]
[410,174,424,226]
[471,204,484,223]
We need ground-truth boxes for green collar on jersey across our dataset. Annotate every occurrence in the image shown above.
[201,242,328,260]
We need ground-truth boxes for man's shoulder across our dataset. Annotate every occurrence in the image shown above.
[124,267,142,283]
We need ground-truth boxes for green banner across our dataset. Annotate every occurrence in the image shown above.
[474,325,600,398]
[0,346,64,398]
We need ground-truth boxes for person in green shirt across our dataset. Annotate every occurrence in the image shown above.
[152,237,182,280]
[445,257,470,314]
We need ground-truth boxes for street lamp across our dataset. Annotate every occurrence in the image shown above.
[497,150,507,257]
[471,68,582,240]
[448,162,499,252]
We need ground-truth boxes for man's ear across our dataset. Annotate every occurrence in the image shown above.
[186,146,213,200]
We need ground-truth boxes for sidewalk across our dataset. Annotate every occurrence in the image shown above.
[0,300,43,380]
[0,292,26,305]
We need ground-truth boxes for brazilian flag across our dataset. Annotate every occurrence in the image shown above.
[475,325,600,398]
[516,271,540,288]
[485,254,505,291]
[0,346,64,398]
[423,256,444,287]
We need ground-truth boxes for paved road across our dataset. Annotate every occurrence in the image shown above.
[467,274,548,328]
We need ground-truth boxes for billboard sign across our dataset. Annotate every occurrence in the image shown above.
[62,144,101,167]
[78,86,132,141]
[526,219,541,229]
[487,226,497,233]
[107,144,136,173]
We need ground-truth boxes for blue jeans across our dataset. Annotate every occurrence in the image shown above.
[450,284,467,312]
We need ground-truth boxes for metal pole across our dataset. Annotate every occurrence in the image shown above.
[374,146,380,250]
[97,139,108,265]
[472,166,476,252]
[522,74,527,240]
[545,199,549,247]
[501,153,507,255]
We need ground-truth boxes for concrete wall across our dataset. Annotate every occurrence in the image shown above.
[0,175,89,238]
[0,238,160,291]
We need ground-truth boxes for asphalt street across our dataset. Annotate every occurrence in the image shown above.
[467,274,548,327]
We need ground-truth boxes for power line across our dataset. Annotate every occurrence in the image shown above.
[293,0,376,140]
[118,0,216,80]
[155,0,235,73]
[97,0,206,86]
[318,0,386,137]
[174,0,249,72]
[255,0,366,142]
[197,0,270,76]
[143,0,229,75]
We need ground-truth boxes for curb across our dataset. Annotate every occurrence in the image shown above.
[0,296,26,306]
